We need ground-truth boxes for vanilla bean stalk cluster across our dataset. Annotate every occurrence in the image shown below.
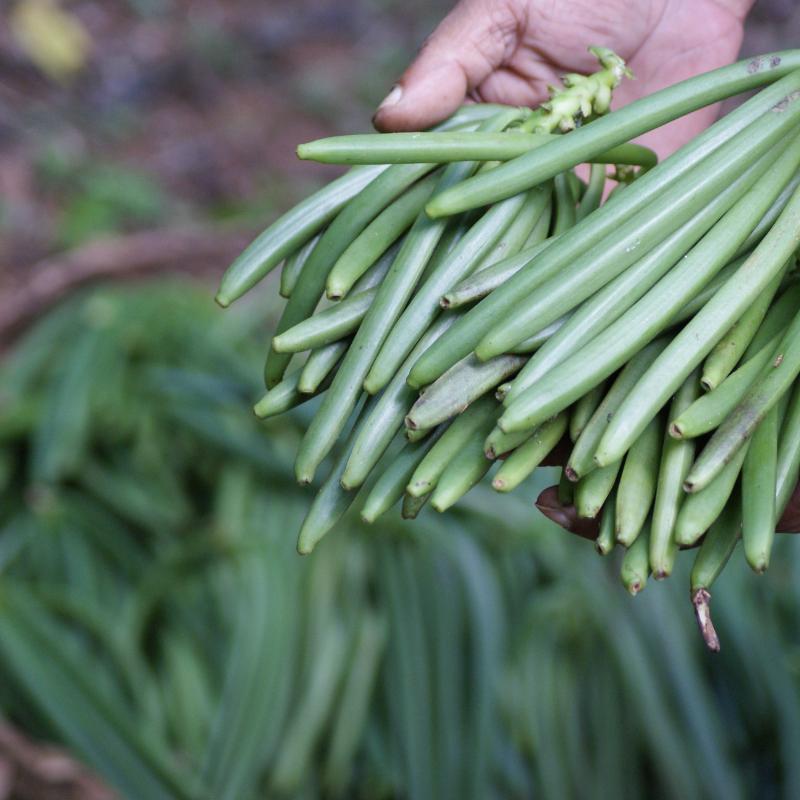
[217,48,800,650]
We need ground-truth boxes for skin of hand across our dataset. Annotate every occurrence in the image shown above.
[373,0,755,158]
[375,0,800,542]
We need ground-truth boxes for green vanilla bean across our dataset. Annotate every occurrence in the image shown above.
[593,153,800,467]
[298,131,656,166]
[620,523,650,596]
[299,340,348,394]
[674,444,748,547]
[596,493,616,555]
[401,491,430,520]
[406,395,497,498]
[735,171,800,257]
[365,184,550,394]
[568,380,608,444]
[503,154,765,404]
[776,381,800,516]
[500,133,800,436]
[742,404,778,572]
[476,115,797,362]
[650,371,701,580]
[615,415,662,547]
[685,305,800,493]
[460,190,549,283]
[669,337,781,439]
[425,53,800,217]
[216,164,387,306]
[326,174,438,299]
[483,424,533,460]
[272,287,375,353]
[492,412,568,492]
[567,339,669,481]
[341,315,458,490]
[700,270,784,391]
[551,172,576,236]
[408,71,800,389]
[575,460,622,519]
[430,413,499,512]
[690,496,741,592]
[296,397,377,554]
[280,235,319,299]
[265,162,436,388]
[440,236,553,309]
[405,354,526,431]
[254,368,325,419]
[293,109,522,482]
[575,163,606,222]
[360,431,444,523]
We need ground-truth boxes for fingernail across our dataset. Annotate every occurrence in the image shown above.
[378,84,403,110]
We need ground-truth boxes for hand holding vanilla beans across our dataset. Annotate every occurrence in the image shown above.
[217,41,800,650]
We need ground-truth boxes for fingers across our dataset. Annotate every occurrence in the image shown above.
[535,485,599,541]
[373,0,524,132]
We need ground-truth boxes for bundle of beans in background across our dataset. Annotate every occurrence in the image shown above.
[217,47,800,648]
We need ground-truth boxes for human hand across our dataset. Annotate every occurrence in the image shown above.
[373,0,755,158]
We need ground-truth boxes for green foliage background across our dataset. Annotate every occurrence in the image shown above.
[2,283,800,799]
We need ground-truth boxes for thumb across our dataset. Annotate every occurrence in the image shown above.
[373,0,523,132]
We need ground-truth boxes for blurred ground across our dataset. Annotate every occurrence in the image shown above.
[1,0,449,274]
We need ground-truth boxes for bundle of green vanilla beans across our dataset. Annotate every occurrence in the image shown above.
[217,47,800,648]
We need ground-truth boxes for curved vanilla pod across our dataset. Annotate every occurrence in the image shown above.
[700,269,784,391]
[405,354,526,431]
[296,397,378,554]
[298,131,657,166]
[742,404,778,572]
[299,341,349,394]
[360,431,445,523]
[406,396,497,498]
[217,164,388,306]
[595,494,617,555]
[569,380,608,444]
[690,497,742,651]
[620,523,651,596]
[674,444,748,547]
[615,415,662,547]
[440,236,553,310]
[491,412,568,492]
[650,370,701,580]
[280,235,319,298]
